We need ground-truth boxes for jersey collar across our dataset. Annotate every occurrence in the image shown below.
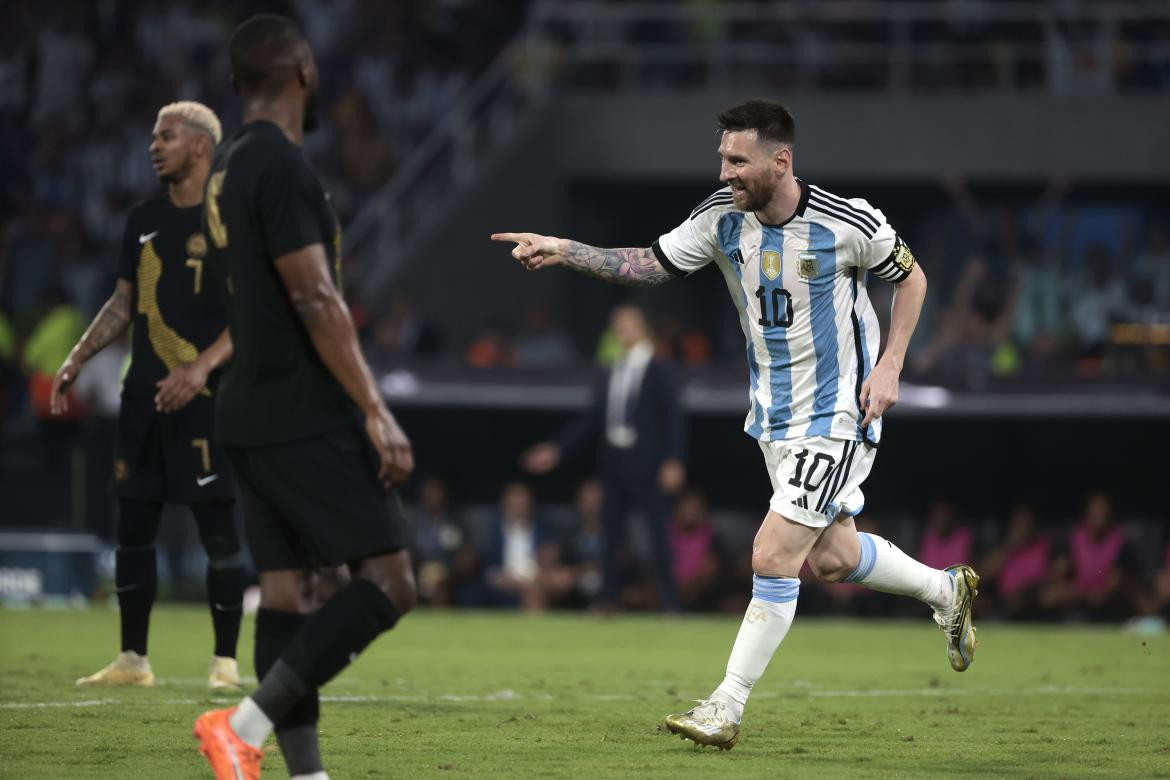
[756,178,809,228]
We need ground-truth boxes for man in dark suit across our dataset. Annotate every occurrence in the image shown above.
[522,304,685,611]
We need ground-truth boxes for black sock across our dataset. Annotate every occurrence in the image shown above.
[252,579,399,723]
[115,498,163,656]
[193,502,245,659]
[206,564,245,658]
[276,725,325,776]
[255,609,320,731]
[116,546,157,656]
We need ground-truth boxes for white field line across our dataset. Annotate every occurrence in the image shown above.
[0,686,1150,710]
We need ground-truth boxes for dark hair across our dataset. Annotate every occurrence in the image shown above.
[229,14,308,97]
[716,99,795,146]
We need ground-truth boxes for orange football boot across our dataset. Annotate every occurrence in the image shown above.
[194,707,263,780]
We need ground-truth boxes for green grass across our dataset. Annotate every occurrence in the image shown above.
[1,606,1168,778]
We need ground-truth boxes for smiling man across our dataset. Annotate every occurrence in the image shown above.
[53,101,243,693]
[493,98,978,750]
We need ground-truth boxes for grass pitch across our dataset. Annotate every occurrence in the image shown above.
[1,606,1167,779]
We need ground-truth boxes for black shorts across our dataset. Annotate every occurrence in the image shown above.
[114,389,236,504]
[227,423,407,572]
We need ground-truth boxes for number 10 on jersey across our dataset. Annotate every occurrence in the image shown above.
[755,285,793,328]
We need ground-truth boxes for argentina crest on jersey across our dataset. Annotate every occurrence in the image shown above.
[798,246,818,280]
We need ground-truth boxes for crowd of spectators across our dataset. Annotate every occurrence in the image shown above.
[1,0,525,419]
[400,478,1170,625]
[550,0,1170,94]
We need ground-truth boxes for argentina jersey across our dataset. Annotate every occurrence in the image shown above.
[651,179,914,446]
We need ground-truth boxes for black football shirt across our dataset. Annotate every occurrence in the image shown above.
[204,120,353,447]
[117,196,225,395]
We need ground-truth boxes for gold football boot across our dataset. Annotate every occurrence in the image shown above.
[933,564,979,671]
[76,651,155,687]
[663,699,740,750]
[207,656,242,692]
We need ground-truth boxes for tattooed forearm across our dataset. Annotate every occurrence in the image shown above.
[75,283,133,361]
[561,242,674,286]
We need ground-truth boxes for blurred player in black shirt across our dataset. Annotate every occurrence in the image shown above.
[52,102,245,692]
[193,15,417,780]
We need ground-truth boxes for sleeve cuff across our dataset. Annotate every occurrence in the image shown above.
[652,240,687,277]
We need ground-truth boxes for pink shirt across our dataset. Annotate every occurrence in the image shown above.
[670,524,714,585]
[998,536,1051,599]
[919,526,974,571]
[1070,522,1124,594]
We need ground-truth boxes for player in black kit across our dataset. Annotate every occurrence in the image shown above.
[193,15,417,780]
[53,102,245,692]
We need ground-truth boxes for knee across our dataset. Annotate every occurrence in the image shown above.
[260,572,309,613]
[359,554,418,615]
[116,499,163,548]
[752,546,798,579]
[199,528,243,569]
[806,549,853,583]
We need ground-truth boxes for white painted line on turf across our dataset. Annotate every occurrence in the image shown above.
[0,699,117,709]
[1,685,1149,710]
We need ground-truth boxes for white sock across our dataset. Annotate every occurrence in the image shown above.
[291,774,329,780]
[228,696,273,749]
[709,575,799,723]
[843,532,953,611]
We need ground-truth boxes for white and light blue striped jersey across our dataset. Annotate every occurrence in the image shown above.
[652,179,915,446]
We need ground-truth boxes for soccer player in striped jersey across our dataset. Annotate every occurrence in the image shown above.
[493,99,978,750]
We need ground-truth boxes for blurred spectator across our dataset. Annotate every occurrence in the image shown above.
[1041,492,1151,621]
[22,287,86,423]
[917,500,975,571]
[0,309,14,418]
[408,476,464,606]
[1156,541,1170,620]
[465,325,516,368]
[369,292,442,361]
[669,490,725,611]
[653,312,712,366]
[560,479,606,606]
[521,304,685,612]
[477,482,571,611]
[73,334,128,539]
[1129,223,1170,312]
[979,504,1052,619]
[1011,236,1064,360]
[513,304,574,367]
[1067,245,1126,361]
[914,256,1018,384]
[21,287,86,522]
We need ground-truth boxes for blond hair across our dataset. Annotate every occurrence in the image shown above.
[157,101,223,145]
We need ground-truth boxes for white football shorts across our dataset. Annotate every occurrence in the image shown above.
[759,436,876,528]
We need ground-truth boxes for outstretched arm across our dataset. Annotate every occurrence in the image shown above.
[51,279,134,414]
[491,232,674,287]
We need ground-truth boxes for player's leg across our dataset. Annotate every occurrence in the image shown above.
[664,509,817,747]
[170,395,247,688]
[665,438,854,747]
[191,501,245,690]
[200,426,412,779]
[251,569,326,780]
[77,497,163,687]
[79,403,164,687]
[222,550,413,779]
[805,472,978,671]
